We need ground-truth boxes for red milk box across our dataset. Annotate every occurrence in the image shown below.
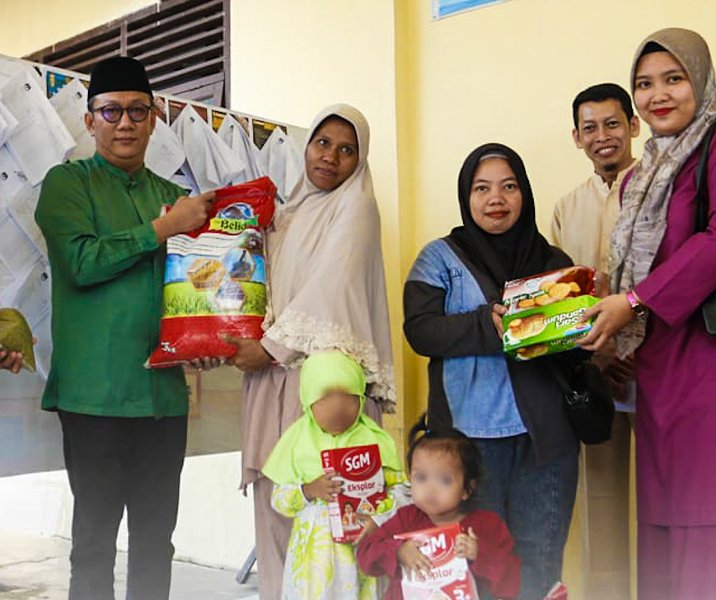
[394,523,479,600]
[320,444,386,543]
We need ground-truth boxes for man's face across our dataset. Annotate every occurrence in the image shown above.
[84,91,155,172]
[572,99,639,181]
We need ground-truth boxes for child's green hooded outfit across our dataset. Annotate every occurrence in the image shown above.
[263,352,406,600]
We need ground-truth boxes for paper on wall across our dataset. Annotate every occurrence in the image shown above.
[170,168,200,197]
[0,208,40,281]
[0,70,75,185]
[146,117,186,180]
[5,184,46,258]
[0,99,19,147]
[0,55,31,88]
[0,255,15,301]
[257,127,302,202]
[217,114,263,183]
[0,145,26,206]
[172,104,245,192]
[6,257,52,377]
[49,77,94,161]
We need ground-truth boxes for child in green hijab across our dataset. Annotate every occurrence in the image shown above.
[262,351,406,600]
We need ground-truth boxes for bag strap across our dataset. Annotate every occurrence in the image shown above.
[695,121,716,233]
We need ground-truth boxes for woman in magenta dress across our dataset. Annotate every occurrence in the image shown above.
[582,28,716,599]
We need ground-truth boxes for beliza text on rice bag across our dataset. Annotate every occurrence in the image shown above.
[501,266,598,361]
[147,177,276,368]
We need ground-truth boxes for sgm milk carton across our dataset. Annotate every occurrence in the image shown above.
[321,444,386,543]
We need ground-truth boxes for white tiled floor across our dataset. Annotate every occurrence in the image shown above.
[0,532,259,600]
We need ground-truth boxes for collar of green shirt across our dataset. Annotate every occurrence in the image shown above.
[93,152,149,187]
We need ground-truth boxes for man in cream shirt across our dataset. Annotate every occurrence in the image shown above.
[552,83,639,599]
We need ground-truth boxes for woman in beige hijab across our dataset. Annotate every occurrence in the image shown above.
[582,28,716,599]
[224,104,394,600]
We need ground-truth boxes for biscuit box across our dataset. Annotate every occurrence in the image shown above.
[501,266,598,361]
[321,444,386,544]
[394,523,479,600]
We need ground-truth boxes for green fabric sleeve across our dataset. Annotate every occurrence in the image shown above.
[271,483,308,517]
[36,166,160,287]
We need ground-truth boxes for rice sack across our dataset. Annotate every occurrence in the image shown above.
[147,176,276,368]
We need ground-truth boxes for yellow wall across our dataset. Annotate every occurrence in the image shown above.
[395,3,716,597]
[396,0,716,419]
[0,0,155,57]
[230,0,405,444]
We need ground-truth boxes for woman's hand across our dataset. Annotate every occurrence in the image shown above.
[491,302,507,337]
[221,335,272,372]
[0,350,23,373]
[580,294,635,351]
[398,540,433,580]
[188,356,222,371]
[301,470,342,502]
[455,527,478,561]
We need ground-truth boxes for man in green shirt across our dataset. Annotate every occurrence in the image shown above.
[35,56,214,600]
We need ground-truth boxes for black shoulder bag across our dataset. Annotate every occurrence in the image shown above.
[551,359,614,445]
[695,122,716,335]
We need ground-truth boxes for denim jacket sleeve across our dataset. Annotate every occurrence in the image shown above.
[403,241,503,358]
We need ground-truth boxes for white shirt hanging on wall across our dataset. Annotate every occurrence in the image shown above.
[0,99,19,147]
[5,258,52,378]
[0,144,26,204]
[171,104,245,192]
[0,209,41,291]
[0,70,75,185]
[49,78,95,161]
[146,117,185,180]
[257,127,302,202]
[0,144,47,259]
[5,184,46,259]
[217,114,263,184]
[0,55,30,88]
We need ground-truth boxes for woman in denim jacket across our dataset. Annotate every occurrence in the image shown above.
[403,143,579,600]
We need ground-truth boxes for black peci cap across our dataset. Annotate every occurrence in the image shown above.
[87,56,153,102]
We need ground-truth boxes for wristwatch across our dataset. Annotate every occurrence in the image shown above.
[625,290,647,317]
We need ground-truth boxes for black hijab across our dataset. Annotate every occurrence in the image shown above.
[447,143,553,294]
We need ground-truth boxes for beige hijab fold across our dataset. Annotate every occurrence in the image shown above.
[263,104,395,410]
[610,28,716,356]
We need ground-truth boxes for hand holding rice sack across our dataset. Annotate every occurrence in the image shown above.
[230,104,395,600]
[403,143,582,598]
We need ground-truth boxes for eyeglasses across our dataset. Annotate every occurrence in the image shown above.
[91,104,153,123]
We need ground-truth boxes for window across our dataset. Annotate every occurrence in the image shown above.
[25,0,230,106]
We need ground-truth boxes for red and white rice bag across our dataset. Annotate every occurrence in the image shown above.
[147,176,276,368]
